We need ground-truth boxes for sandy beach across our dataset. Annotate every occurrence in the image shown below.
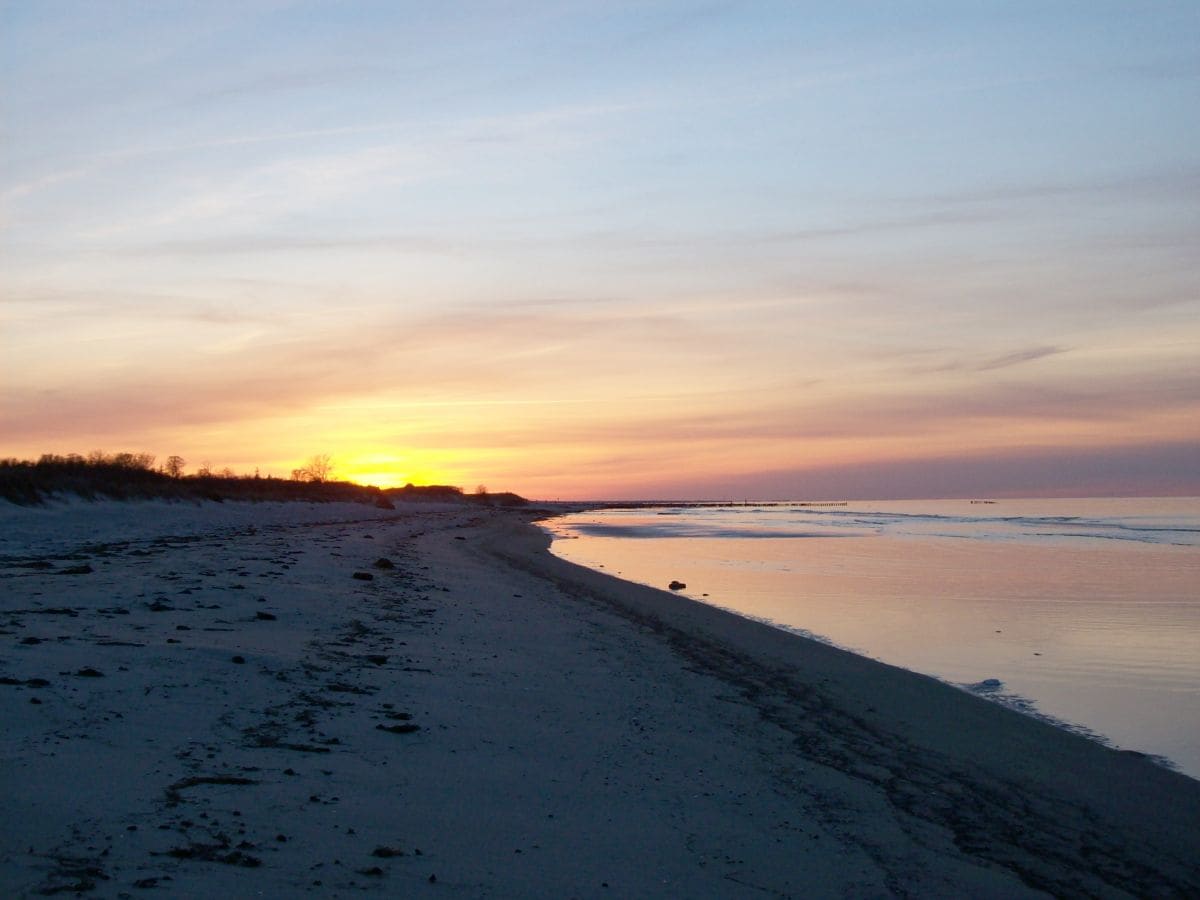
[2,500,1198,898]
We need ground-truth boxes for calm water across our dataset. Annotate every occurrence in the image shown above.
[544,498,1200,778]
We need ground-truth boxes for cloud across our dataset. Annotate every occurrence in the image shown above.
[911,165,1200,209]
[637,441,1200,501]
[117,233,466,258]
[176,64,399,108]
[0,288,276,327]
[966,345,1069,372]
[0,298,717,442]
[902,345,1070,376]
[0,167,89,205]
[57,99,639,243]
[303,356,1200,457]
[6,276,1197,465]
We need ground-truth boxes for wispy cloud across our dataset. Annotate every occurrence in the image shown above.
[633,440,1200,501]
[0,167,89,206]
[176,64,400,108]
[907,345,1071,376]
[909,165,1200,209]
[6,3,1199,496]
[117,233,468,258]
[976,345,1068,371]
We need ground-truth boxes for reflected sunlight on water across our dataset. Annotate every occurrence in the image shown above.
[545,498,1200,777]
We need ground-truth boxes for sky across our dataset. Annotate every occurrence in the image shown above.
[2,1,1198,499]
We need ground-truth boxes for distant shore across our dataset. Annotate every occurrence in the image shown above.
[2,499,1198,896]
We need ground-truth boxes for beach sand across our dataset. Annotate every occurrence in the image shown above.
[2,501,1197,897]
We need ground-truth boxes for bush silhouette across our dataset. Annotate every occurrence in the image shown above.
[0,452,526,508]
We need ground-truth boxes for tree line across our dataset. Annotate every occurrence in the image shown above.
[0,452,526,508]
[0,451,374,506]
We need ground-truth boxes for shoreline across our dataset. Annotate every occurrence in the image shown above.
[479,511,1200,892]
[539,499,1200,779]
[2,501,1198,896]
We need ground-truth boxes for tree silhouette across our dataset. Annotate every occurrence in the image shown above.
[291,454,333,483]
[165,455,186,478]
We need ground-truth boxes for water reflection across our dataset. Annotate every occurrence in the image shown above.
[546,499,1200,777]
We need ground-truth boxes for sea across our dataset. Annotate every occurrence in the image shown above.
[543,497,1200,779]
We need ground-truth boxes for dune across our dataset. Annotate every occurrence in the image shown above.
[1,500,1197,897]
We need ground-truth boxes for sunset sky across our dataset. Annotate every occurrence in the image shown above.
[3,2,1198,499]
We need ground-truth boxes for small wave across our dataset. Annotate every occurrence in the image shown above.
[965,678,1004,694]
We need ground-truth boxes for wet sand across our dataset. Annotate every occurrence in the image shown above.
[2,501,1198,897]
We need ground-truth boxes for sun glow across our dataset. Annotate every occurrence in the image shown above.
[335,452,456,490]
[4,5,1198,501]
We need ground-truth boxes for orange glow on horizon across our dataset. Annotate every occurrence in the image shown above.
[5,6,1199,504]
[331,450,462,491]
